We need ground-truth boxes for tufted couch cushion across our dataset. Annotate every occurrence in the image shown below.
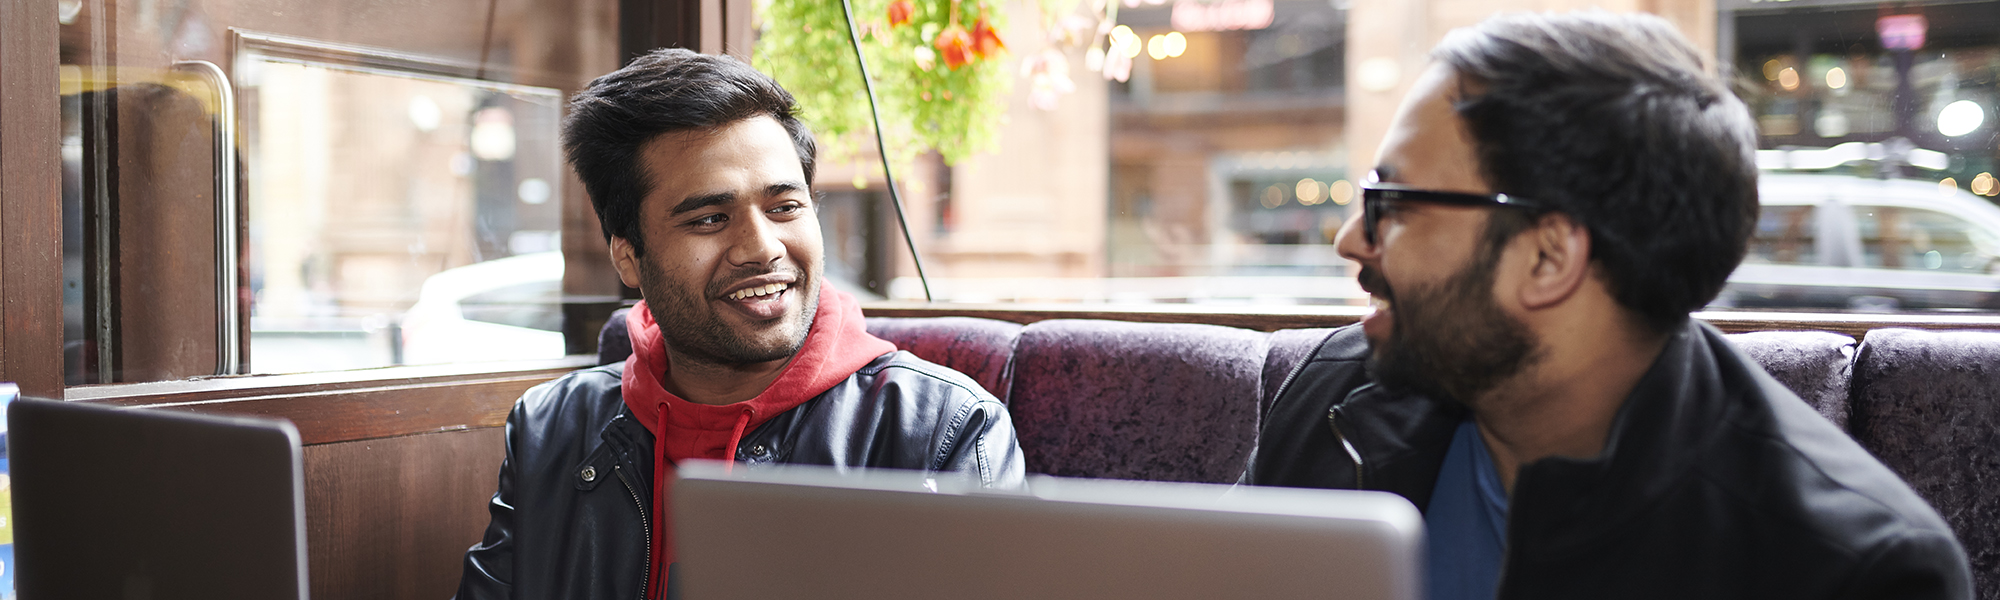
[1004,319,1269,484]
[864,317,1023,402]
[1722,331,1856,430]
[1850,329,2000,598]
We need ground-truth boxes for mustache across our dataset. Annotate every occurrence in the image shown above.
[1357,266,1395,303]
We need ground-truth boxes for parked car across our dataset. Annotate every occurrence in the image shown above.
[1718,174,2000,311]
[400,251,567,365]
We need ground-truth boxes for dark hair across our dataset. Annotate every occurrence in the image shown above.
[1432,12,1760,333]
[563,48,817,253]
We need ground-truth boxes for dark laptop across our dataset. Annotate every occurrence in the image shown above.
[6,398,309,600]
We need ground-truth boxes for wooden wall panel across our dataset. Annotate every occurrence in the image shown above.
[304,427,506,600]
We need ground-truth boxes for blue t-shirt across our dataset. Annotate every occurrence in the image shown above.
[1425,419,1510,600]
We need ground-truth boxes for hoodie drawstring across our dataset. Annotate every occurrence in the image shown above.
[724,406,754,475]
[650,401,670,600]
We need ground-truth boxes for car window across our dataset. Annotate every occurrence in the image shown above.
[1854,206,2000,273]
[1747,205,1818,265]
[459,280,564,332]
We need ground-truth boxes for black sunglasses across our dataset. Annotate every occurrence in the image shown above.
[1360,175,1544,245]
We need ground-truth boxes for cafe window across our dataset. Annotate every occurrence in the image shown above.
[55,0,619,384]
[33,0,2000,389]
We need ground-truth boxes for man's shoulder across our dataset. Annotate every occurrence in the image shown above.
[1269,324,1371,408]
[1699,364,1962,566]
[852,350,1001,407]
[511,363,628,430]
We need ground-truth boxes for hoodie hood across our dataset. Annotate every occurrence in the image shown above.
[619,283,895,599]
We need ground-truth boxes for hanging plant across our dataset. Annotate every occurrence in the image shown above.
[755,0,1012,167]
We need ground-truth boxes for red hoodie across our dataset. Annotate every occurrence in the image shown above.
[619,285,895,599]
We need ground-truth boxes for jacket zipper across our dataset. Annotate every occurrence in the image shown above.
[1267,347,1316,412]
[1326,405,1366,489]
[614,464,653,600]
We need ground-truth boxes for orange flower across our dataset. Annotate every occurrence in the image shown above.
[887,0,913,28]
[970,18,1006,59]
[935,25,974,70]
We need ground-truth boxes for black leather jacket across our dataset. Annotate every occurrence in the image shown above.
[1244,321,1973,599]
[455,351,1026,600]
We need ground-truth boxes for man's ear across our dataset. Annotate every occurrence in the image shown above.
[1517,213,1593,310]
[609,235,644,289]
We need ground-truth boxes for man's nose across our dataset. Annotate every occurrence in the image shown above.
[1332,209,1379,266]
[727,210,786,268]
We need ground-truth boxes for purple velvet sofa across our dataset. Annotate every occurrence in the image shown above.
[599,311,1998,597]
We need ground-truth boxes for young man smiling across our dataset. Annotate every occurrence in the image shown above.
[455,49,1025,600]
[1243,12,1972,600]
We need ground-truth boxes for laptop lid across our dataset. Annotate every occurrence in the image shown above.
[7,399,309,600]
[674,462,1423,600]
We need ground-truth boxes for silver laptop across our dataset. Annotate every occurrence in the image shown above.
[6,398,310,600]
[674,461,1422,600]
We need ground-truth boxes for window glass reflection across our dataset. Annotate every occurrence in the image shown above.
[241,56,566,373]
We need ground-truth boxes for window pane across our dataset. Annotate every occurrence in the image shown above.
[58,0,616,384]
[1855,206,2000,273]
[242,54,566,373]
[1747,205,1819,266]
[1723,1,2000,312]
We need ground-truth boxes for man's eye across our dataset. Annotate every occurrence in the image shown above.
[770,203,805,215]
[689,214,727,226]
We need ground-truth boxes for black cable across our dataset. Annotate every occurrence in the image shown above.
[838,0,935,302]
[474,0,499,80]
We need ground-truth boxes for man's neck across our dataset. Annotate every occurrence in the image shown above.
[1471,312,1670,495]
[660,348,793,406]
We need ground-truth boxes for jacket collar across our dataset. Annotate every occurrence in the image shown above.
[1334,382,1465,510]
[1341,320,1746,533]
[1506,320,1742,557]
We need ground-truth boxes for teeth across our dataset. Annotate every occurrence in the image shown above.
[729,282,789,301]
[1370,296,1390,310]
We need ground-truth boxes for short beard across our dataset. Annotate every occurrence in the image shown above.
[635,256,818,368]
[1365,241,1541,407]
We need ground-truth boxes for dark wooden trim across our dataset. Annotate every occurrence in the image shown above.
[619,0,699,64]
[863,302,2000,339]
[0,0,65,398]
[69,357,592,445]
[1691,311,2000,339]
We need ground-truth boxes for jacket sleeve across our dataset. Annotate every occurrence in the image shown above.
[454,403,525,600]
[936,394,1028,490]
[1835,529,1974,600]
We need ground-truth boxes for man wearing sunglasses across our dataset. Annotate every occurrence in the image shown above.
[1242,12,1970,600]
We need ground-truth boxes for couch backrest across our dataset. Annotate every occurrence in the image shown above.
[603,313,1997,595]
[1850,328,2000,596]
[1002,319,1269,484]
[864,316,1023,404]
[1721,330,1856,430]
[608,314,1865,479]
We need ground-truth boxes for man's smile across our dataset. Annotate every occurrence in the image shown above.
[717,273,800,320]
[1357,266,1396,343]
